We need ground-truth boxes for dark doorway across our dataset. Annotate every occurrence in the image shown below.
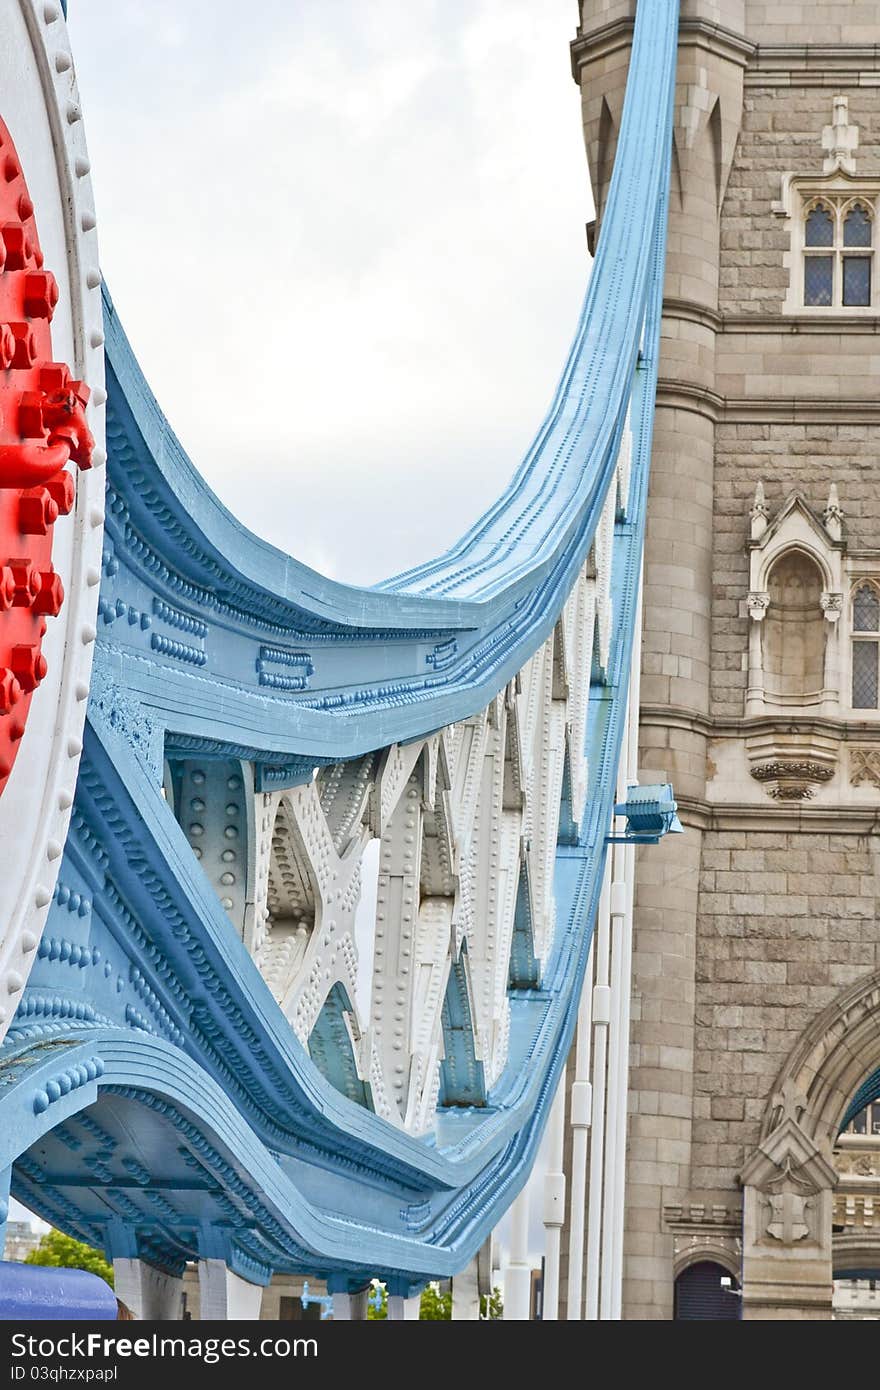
[674,1261,741,1320]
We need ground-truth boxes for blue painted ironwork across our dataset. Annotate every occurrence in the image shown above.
[0,1262,116,1321]
[0,0,680,1295]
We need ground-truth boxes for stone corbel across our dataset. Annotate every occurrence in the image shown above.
[820,591,843,623]
[747,591,770,622]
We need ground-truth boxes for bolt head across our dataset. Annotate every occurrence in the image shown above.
[32,570,64,617]
[10,644,47,692]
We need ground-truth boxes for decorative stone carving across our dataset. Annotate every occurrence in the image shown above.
[823,483,844,543]
[820,591,843,622]
[741,1112,837,1251]
[822,95,859,176]
[746,733,837,801]
[850,747,880,789]
[745,490,843,717]
[750,759,835,801]
[750,481,770,541]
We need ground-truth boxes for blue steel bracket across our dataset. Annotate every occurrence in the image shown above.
[607,783,684,844]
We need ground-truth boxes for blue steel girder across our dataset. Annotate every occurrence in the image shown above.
[3,0,679,1292]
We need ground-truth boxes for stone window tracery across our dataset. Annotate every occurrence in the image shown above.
[803,198,874,308]
[851,582,880,710]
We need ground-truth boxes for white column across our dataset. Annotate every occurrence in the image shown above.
[197,1261,263,1320]
[332,1289,369,1320]
[584,859,612,1319]
[608,838,635,1319]
[565,951,594,1320]
[600,573,642,1318]
[504,1187,532,1320]
[600,845,628,1320]
[113,1259,183,1319]
[386,1294,421,1320]
[452,1259,480,1320]
[541,1066,567,1320]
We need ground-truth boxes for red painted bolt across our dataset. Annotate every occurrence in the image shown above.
[39,363,70,393]
[17,193,33,221]
[0,325,14,369]
[19,488,59,535]
[32,569,64,616]
[10,644,47,692]
[1,223,29,271]
[9,323,36,368]
[0,566,16,612]
[8,719,24,743]
[9,559,39,607]
[23,271,59,320]
[0,670,22,715]
[3,157,17,184]
[45,471,75,516]
[17,391,45,438]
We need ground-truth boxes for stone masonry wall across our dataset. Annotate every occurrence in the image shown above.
[693,827,880,1195]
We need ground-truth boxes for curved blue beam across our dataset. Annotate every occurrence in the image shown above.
[4,0,679,1290]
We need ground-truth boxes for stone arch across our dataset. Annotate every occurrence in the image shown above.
[760,966,880,1149]
[762,547,826,704]
[672,1242,740,1281]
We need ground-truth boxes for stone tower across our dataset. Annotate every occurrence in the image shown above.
[571,0,880,1319]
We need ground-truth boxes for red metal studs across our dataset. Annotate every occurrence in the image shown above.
[1,223,29,271]
[31,569,63,616]
[0,567,15,612]
[8,560,39,607]
[16,193,33,221]
[0,324,14,368]
[19,487,59,535]
[8,323,36,368]
[45,471,75,516]
[10,643,47,692]
[0,669,22,714]
[23,271,58,320]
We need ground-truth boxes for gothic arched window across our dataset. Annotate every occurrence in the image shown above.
[804,199,874,308]
[852,582,880,709]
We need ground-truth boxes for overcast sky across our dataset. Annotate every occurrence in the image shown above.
[11,0,594,1249]
[66,0,593,585]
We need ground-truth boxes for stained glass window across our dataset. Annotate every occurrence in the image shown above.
[853,584,880,632]
[805,204,834,246]
[852,640,879,709]
[844,203,872,247]
[804,255,833,306]
[843,255,871,306]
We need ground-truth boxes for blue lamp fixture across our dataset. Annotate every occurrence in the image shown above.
[608,784,684,845]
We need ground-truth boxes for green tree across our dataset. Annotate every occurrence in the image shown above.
[419,1283,451,1320]
[25,1229,114,1288]
[480,1286,503,1320]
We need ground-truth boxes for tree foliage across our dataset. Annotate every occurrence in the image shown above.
[24,1229,114,1288]
[365,1280,502,1320]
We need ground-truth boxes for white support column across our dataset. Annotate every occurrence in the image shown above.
[332,1289,369,1320]
[584,859,612,1319]
[197,1261,263,1320]
[504,1186,533,1320]
[386,1294,421,1320]
[113,1259,184,1320]
[608,838,636,1319]
[452,1258,481,1320]
[600,844,628,1320]
[541,1065,567,1320]
[565,950,594,1320]
[606,580,642,1320]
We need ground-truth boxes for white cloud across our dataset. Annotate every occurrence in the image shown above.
[68,0,592,582]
